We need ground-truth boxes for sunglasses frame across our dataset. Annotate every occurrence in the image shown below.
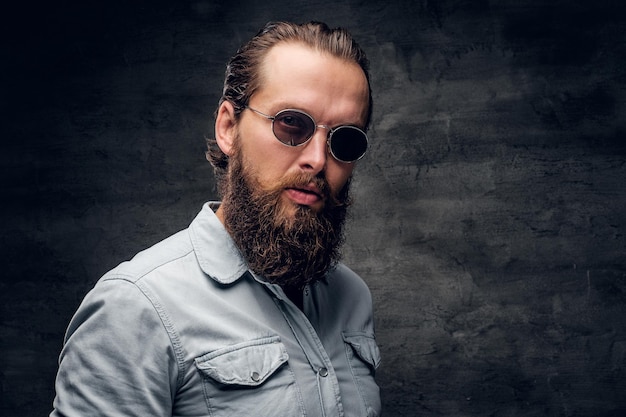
[246,106,368,163]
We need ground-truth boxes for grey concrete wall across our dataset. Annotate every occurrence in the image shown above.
[2,0,625,416]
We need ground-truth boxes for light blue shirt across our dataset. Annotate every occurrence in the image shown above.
[51,203,381,416]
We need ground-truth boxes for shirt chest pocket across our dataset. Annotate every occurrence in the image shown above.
[194,336,304,416]
[343,332,382,417]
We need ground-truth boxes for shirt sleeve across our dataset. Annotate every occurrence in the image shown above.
[50,277,179,416]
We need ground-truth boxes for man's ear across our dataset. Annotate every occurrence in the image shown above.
[215,101,238,156]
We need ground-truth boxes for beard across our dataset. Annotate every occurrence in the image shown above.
[220,147,351,290]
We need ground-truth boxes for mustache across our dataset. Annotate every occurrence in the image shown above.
[273,172,349,209]
[278,172,328,194]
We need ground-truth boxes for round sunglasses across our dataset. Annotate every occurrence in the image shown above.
[246,106,368,163]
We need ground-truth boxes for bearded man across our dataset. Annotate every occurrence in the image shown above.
[51,21,381,417]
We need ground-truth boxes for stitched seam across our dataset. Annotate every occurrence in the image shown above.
[101,246,195,286]
[135,279,187,392]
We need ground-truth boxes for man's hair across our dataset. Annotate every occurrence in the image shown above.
[206,21,372,192]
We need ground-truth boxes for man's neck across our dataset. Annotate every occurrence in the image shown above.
[214,204,227,225]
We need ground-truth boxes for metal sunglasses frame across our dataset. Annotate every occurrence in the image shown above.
[246,106,368,163]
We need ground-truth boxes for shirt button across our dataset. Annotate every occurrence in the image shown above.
[251,371,261,382]
[318,367,328,377]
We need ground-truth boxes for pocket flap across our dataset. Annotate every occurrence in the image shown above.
[342,332,381,369]
[195,336,289,386]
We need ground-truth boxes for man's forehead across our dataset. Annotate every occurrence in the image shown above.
[256,42,370,118]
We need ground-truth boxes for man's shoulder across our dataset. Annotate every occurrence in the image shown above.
[93,203,246,293]
[101,228,195,285]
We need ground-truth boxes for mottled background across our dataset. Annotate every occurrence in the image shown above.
[2,0,625,416]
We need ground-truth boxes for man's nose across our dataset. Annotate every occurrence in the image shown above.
[298,128,329,174]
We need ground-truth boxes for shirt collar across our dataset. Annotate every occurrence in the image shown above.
[188,202,249,285]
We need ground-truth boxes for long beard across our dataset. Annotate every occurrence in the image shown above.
[221,150,351,290]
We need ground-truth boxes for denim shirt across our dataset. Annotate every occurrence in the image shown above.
[51,203,381,417]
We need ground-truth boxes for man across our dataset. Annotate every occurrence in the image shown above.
[51,21,380,417]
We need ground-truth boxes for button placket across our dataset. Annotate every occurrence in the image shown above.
[268,280,342,415]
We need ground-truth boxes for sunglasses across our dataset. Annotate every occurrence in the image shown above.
[246,106,368,163]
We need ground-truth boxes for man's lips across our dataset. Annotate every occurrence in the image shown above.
[284,184,324,206]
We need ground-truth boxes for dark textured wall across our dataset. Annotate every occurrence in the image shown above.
[2,1,625,416]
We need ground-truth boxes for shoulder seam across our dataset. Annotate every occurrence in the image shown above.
[102,242,195,285]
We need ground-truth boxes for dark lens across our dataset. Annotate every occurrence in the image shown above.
[272,110,315,146]
[329,126,368,162]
